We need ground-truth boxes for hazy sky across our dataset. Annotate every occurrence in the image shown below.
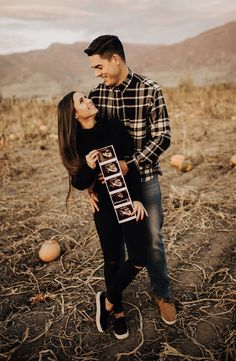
[0,0,236,54]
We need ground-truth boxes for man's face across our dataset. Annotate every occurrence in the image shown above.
[88,54,121,86]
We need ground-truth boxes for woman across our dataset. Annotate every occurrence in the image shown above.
[57,91,148,340]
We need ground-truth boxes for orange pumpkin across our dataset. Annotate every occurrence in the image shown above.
[39,239,60,262]
[179,159,193,172]
[170,154,193,172]
[39,125,47,135]
[170,154,185,168]
[230,155,236,166]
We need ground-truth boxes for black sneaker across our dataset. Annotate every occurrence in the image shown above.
[114,316,129,340]
[96,292,111,332]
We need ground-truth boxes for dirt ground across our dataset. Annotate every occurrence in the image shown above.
[0,84,236,361]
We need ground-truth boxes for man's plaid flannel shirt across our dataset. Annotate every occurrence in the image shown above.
[89,69,171,182]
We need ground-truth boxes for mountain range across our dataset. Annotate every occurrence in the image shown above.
[0,21,235,98]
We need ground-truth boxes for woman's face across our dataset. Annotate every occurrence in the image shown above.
[73,92,98,122]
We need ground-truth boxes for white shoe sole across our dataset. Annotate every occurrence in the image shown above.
[161,315,177,325]
[114,330,129,340]
[96,292,104,333]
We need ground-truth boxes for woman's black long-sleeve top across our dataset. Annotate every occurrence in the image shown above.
[71,117,143,206]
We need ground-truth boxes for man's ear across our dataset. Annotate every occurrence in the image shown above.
[111,54,121,65]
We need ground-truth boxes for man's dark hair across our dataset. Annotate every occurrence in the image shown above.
[84,35,126,62]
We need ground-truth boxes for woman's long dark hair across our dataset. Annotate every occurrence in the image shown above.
[57,91,82,203]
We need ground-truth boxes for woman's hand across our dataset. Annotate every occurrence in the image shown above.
[98,172,105,184]
[86,150,99,169]
[88,190,100,212]
[132,201,148,221]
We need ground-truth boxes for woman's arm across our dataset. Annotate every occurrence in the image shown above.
[71,163,96,190]
[71,150,99,190]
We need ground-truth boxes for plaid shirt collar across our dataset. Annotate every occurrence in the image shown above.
[110,68,133,92]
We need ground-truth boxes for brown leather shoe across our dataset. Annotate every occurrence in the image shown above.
[156,298,177,325]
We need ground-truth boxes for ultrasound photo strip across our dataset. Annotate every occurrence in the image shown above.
[98,145,136,224]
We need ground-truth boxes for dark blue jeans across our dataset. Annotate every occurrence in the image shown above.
[141,176,170,298]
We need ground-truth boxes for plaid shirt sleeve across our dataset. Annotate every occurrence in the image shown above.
[134,87,171,166]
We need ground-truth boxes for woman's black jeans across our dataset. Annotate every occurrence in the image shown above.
[94,202,147,313]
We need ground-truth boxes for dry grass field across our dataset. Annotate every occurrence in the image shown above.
[0,84,236,361]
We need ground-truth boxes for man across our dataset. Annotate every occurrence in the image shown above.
[84,35,177,326]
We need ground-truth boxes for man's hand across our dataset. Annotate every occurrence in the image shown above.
[88,191,99,213]
[119,160,129,176]
[132,201,148,221]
